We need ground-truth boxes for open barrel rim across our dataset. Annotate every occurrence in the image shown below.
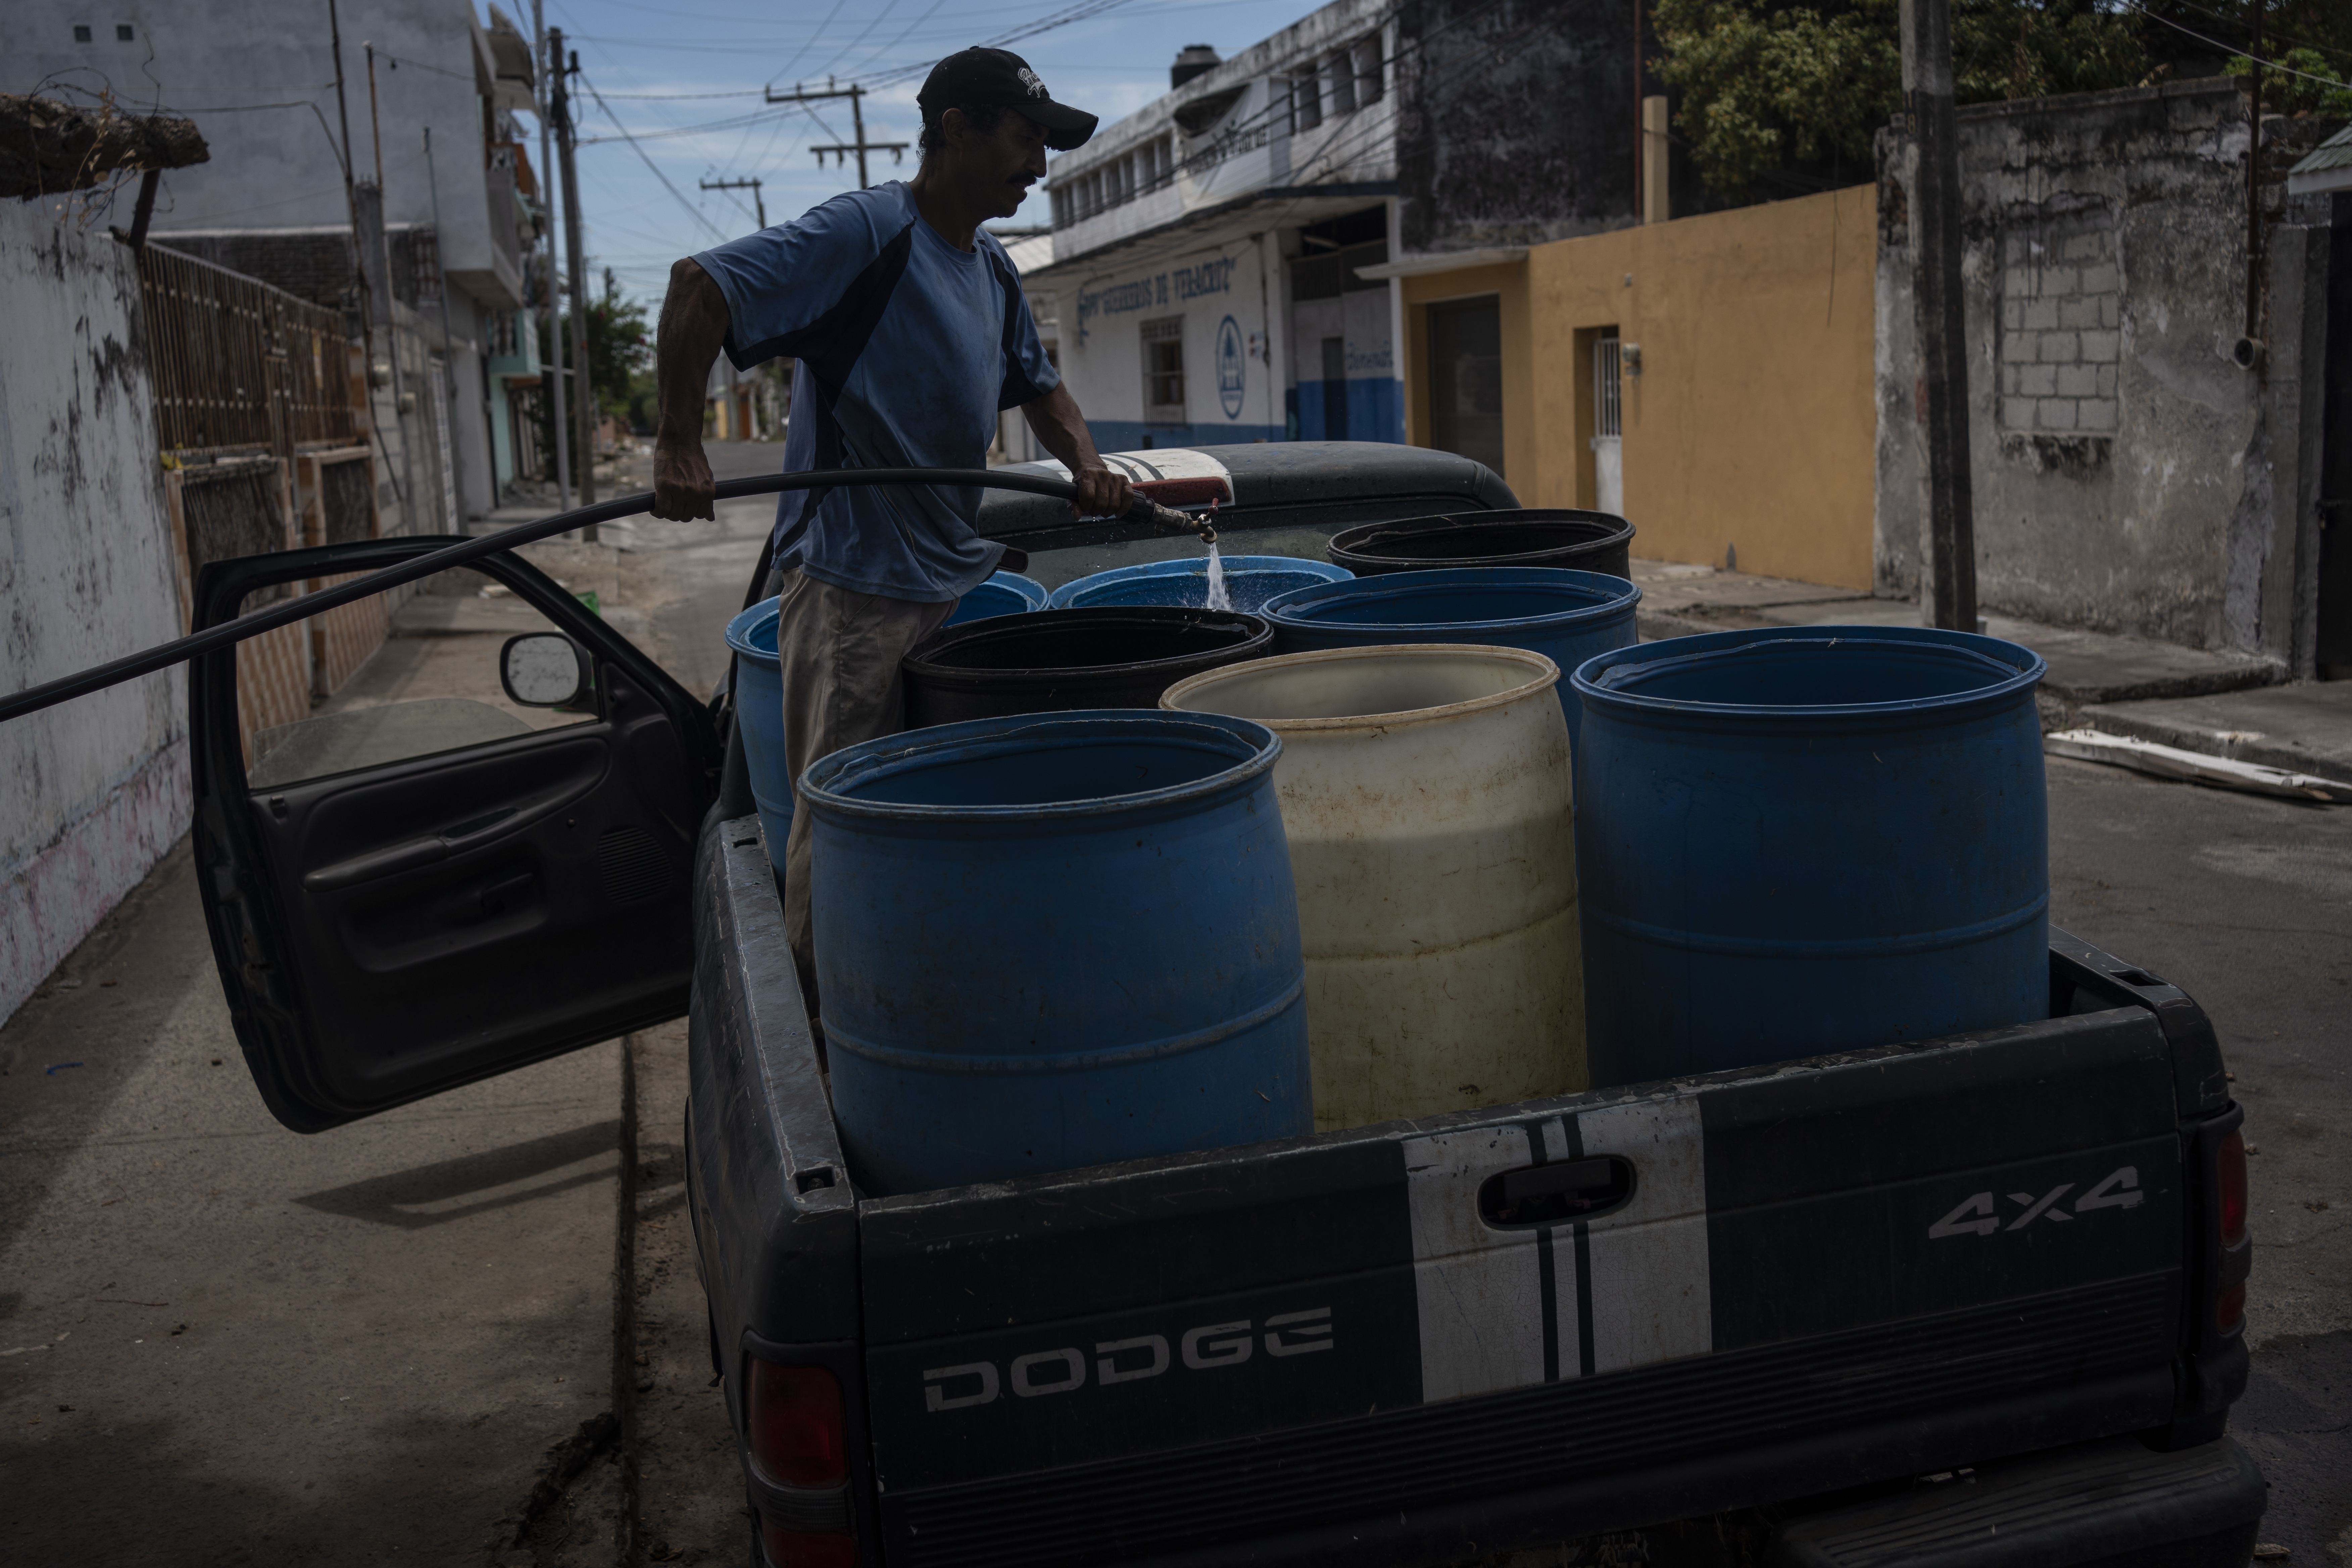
[902,605,1274,691]
[1163,643,1562,735]
[1329,508,1636,573]
[801,709,1281,826]
[1044,554,1353,610]
[1259,565,1643,638]
[1572,625,2046,727]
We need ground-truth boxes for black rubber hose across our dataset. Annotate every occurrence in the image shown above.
[0,467,1211,726]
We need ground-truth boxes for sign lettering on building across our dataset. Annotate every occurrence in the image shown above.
[1075,256,1239,343]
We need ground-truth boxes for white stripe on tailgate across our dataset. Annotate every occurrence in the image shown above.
[1405,1124,1544,1403]
[1579,1097,1712,1374]
[1404,1097,1712,1405]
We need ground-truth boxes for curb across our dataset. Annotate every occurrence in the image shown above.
[2073,702,2352,788]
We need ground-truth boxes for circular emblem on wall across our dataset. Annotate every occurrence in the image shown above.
[1216,315,1246,420]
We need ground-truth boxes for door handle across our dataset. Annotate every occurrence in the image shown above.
[302,806,519,892]
[1478,1156,1635,1229]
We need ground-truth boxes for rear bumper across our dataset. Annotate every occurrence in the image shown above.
[1770,1435,2265,1568]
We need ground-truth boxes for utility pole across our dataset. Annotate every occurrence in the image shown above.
[1899,0,1977,634]
[535,0,570,509]
[764,79,908,188]
[2244,0,2263,344]
[550,29,597,533]
[327,0,371,469]
[701,176,767,230]
[362,42,420,532]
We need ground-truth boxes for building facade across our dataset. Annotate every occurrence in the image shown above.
[2,0,547,522]
[1020,0,1637,472]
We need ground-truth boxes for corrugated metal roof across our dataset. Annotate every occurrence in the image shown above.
[2290,123,2352,175]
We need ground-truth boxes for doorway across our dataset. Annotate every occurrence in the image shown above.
[1426,294,1503,477]
[1591,332,1622,516]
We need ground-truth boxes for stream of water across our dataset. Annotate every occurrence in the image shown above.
[1203,543,1231,612]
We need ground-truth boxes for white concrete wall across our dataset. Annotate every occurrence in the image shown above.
[1,0,510,297]
[0,208,193,1027]
[1058,241,1286,449]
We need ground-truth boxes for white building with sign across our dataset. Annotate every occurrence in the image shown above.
[1016,0,1641,467]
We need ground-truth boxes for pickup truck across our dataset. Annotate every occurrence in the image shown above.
[186,442,2264,1567]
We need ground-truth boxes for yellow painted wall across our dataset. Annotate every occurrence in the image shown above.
[1401,185,1878,590]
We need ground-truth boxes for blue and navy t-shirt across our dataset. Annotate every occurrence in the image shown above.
[694,183,1059,604]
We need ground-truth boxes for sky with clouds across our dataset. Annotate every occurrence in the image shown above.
[534,0,1331,303]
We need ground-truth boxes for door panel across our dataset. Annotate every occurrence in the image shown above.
[192,538,722,1131]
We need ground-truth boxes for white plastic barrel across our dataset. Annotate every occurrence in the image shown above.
[1162,644,1584,1130]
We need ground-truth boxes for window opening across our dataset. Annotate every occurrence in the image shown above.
[1291,66,1321,133]
[1328,53,1357,115]
[1142,317,1186,422]
[1356,36,1385,104]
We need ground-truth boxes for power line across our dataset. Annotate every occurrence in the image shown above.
[2119,0,2352,90]
[575,67,731,241]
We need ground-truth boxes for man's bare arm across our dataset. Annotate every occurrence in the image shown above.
[652,258,731,521]
[1021,383,1132,519]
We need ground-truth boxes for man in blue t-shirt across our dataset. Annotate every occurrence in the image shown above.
[651,47,1130,1016]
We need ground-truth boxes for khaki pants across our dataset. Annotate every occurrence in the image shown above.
[769,568,956,1019]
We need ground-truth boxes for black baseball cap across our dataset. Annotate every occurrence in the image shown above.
[918,47,1098,151]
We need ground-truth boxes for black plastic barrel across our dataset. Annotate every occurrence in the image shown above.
[1329,508,1637,581]
[902,606,1273,728]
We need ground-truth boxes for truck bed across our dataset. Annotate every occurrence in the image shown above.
[686,815,2248,1567]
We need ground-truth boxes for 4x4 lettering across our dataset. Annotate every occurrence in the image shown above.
[2075,1165,2143,1212]
[2007,1183,2076,1229]
[1929,1166,2146,1240]
[1928,1192,2000,1238]
[923,1362,998,1411]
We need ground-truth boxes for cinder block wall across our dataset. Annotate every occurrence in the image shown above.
[1875,80,2331,663]
[0,207,193,1026]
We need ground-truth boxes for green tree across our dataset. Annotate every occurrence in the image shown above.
[1654,0,2150,195]
[2224,46,2352,116]
[535,269,652,451]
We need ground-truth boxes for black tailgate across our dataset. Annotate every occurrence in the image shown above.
[858,971,2191,1567]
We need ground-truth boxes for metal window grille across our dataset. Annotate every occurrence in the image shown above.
[137,243,363,455]
[411,227,443,303]
[1142,317,1185,419]
[1593,334,1622,439]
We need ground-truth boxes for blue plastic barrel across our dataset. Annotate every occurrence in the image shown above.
[803,710,1314,1194]
[943,570,1049,626]
[1571,626,2049,1087]
[1048,555,1352,615]
[1259,566,1643,747]
[722,596,791,872]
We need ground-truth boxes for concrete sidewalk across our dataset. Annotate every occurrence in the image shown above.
[1628,560,2352,786]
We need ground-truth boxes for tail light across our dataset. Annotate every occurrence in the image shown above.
[748,1360,846,1486]
[760,1521,857,1568]
[747,1357,854,1567]
[2216,1129,2247,1248]
[2215,1281,2246,1331]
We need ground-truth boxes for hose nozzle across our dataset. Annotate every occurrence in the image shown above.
[1130,494,1218,546]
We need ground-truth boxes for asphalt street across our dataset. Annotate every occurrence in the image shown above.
[2045,755,2352,1564]
[0,461,2343,1563]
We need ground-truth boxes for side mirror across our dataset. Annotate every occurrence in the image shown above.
[500,632,590,708]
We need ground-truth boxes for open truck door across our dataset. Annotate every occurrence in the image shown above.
[189,537,723,1133]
